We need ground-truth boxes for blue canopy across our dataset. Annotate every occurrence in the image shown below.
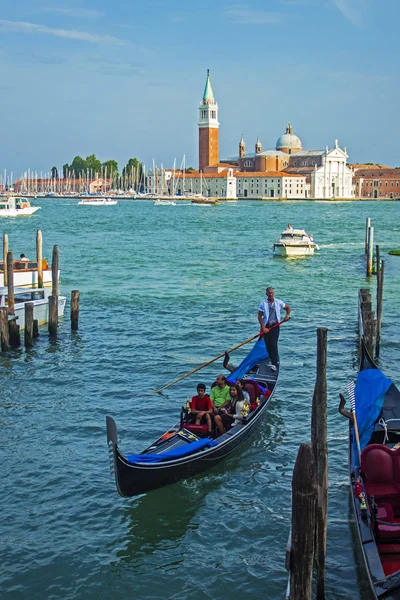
[126,437,217,464]
[226,337,268,382]
[353,368,392,465]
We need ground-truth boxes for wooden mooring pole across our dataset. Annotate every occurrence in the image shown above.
[33,319,39,338]
[0,307,10,351]
[48,245,59,336]
[36,229,43,288]
[70,290,80,331]
[3,233,8,286]
[376,254,385,358]
[24,302,34,348]
[311,327,328,600]
[367,226,374,276]
[7,250,20,347]
[365,217,371,254]
[288,443,317,600]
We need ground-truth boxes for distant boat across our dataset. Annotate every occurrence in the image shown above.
[191,198,219,205]
[78,198,118,206]
[154,199,176,206]
[273,228,319,257]
[0,196,40,217]
[0,286,66,330]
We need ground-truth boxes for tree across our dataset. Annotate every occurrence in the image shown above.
[85,154,101,175]
[102,160,119,177]
[51,166,58,179]
[63,163,70,178]
[122,157,143,190]
[70,156,86,177]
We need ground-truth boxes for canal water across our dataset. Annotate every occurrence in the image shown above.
[1,199,399,599]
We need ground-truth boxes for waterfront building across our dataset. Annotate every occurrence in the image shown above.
[351,165,400,198]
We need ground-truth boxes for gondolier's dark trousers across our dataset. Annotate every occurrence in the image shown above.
[263,326,280,367]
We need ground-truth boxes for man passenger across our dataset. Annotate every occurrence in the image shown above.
[210,375,231,414]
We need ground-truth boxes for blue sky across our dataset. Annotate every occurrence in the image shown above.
[0,0,398,176]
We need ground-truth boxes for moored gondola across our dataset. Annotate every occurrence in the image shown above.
[107,338,279,498]
[346,342,400,599]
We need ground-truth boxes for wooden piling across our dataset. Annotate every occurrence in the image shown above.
[367,226,374,276]
[33,319,39,338]
[48,245,59,335]
[311,327,328,600]
[365,217,371,254]
[6,250,15,315]
[376,258,385,357]
[0,307,10,351]
[8,319,20,347]
[70,290,80,331]
[289,443,317,600]
[24,302,34,348]
[3,233,8,286]
[36,229,43,288]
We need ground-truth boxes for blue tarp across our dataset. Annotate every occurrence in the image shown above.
[226,337,268,382]
[126,437,217,464]
[353,368,392,465]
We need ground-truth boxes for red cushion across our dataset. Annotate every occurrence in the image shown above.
[183,424,208,438]
[378,544,400,554]
[364,483,398,498]
[361,445,395,483]
[378,524,400,540]
[378,504,395,522]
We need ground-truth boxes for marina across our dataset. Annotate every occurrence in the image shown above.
[1,198,399,599]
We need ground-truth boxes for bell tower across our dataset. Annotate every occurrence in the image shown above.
[239,134,246,158]
[255,136,262,154]
[198,69,219,171]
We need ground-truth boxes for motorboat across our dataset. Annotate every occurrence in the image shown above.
[154,199,176,206]
[0,258,55,288]
[0,196,40,217]
[191,198,219,205]
[0,286,66,330]
[273,228,319,257]
[78,197,118,206]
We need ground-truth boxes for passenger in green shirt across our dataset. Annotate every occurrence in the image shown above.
[210,375,231,413]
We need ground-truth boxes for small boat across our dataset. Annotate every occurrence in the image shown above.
[0,258,54,288]
[0,196,40,217]
[78,197,118,206]
[348,343,400,599]
[273,228,319,257]
[154,199,176,206]
[107,337,279,497]
[191,198,219,205]
[0,286,66,330]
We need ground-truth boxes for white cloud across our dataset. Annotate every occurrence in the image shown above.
[225,6,283,24]
[0,19,130,46]
[331,0,365,26]
[40,7,105,19]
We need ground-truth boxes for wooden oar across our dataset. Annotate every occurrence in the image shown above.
[155,319,288,394]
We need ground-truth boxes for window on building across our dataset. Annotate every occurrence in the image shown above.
[386,182,388,186]
[374,181,378,187]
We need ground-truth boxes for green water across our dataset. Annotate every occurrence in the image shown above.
[1,199,399,599]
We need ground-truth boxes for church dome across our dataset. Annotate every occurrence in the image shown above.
[276,123,302,153]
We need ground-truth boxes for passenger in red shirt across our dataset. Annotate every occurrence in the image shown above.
[191,383,214,435]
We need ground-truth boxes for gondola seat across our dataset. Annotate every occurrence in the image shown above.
[361,444,400,504]
[182,424,208,438]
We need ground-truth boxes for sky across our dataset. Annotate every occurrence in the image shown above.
[0,0,399,177]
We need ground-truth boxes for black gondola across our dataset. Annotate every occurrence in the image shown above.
[348,342,400,599]
[107,338,279,498]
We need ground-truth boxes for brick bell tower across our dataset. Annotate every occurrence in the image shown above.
[198,69,219,171]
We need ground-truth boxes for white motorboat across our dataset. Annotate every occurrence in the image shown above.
[154,199,176,206]
[273,228,319,257]
[0,286,66,330]
[0,258,56,288]
[78,197,118,206]
[0,196,40,217]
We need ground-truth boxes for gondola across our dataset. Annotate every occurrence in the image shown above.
[107,338,279,498]
[347,342,400,599]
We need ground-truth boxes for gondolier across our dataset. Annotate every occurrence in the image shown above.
[258,287,291,371]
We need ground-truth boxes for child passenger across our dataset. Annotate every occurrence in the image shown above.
[190,383,214,436]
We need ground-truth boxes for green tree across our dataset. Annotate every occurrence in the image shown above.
[63,163,70,178]
[85,154,101,175]
[102,159,119,176]
[51,166,58,179]
[122,157,143,190]
[70,156,87,177]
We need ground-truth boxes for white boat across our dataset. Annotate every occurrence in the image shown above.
[78,197,118,206]
[0,196,40,217]
[154,199,176,206]
[273,228,319,257]
[0,286,66,330]
[0,258,55,288]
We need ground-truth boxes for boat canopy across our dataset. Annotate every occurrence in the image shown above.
[227,337,268,382]
[353,368,392,465]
